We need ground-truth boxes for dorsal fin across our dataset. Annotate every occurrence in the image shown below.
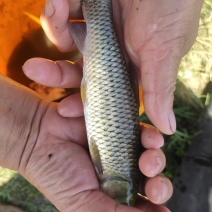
[68,21,86,54]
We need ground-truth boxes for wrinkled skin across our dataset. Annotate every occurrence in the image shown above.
[0,70,171,212]
[0,0,203,211]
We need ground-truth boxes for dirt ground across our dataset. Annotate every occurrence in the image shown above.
[167,100,212,212]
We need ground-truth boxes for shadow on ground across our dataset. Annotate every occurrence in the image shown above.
[167,99,212,212]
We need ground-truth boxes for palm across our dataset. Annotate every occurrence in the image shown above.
[118,0,200,64]
[24,102,100,210]
[25,102,146,211]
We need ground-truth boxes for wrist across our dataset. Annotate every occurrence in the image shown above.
[0,75,48,173]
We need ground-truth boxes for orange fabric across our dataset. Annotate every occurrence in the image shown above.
[0,0,44,75]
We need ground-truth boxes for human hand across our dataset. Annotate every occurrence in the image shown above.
[0,65,172,211]
[39,0,203,135]
[7,0,182,210]
[17,58,169,211]
[116,0,203,135]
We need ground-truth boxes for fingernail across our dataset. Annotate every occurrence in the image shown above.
[22,60,38,79]
[44,0,55,17]
[161,181,169,202]
[168,110,176,133]
[140,122,159,132]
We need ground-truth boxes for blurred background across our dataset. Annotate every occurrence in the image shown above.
[0,0,211,211]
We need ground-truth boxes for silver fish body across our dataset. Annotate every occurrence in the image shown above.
[75,0,141,206]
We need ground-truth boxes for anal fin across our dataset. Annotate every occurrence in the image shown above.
[89,137,103,178]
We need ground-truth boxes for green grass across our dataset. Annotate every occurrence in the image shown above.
[0,169,57,212]
[162,0,212,180]
[162,80,204,180]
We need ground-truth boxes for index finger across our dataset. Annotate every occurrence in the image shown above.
[41,0,83,52]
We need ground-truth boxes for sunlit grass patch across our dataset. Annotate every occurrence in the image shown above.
[0,167,57,212]
[179,0,212,99]
[0,167,16,186]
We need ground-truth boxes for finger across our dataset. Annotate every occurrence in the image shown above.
[141,55,177,135]
[135,199,171,212]
[124,0,203,135]
[141,127,164,149]
[145,175,173,205]
[42,103,87,147]
[23,58,82,88]
[41,0,82,52]
[139,149,166,178]
[68,190,142,212]
[58,93,84,117]
[73,190,168,212]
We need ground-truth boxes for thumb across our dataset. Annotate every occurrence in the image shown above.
[139,8,203,134]
[125,0,203,134]
[140,49,179,135]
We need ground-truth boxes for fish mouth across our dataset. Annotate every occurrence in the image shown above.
[100,175,137,206]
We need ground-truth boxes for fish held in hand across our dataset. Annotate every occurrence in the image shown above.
[69,0,141,206]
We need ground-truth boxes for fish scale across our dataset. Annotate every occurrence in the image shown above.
[78,0,141,206]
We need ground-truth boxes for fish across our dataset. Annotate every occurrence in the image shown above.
[69,0,141,206]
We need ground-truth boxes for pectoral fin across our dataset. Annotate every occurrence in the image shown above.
[89,137,103,178]
[139,85,144,115]
[68,21,86,54]
[128,62,144,115]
